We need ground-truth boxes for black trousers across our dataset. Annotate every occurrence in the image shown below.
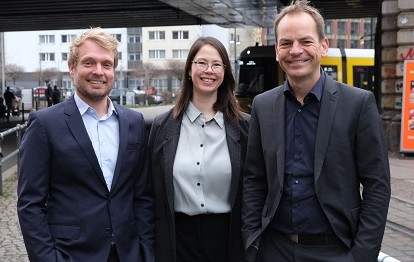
[175,212,230,262]
[257,230,354,262]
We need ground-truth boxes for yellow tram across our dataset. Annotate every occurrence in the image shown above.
[236,45,375,112]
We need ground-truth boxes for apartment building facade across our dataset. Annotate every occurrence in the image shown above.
[3,25,234,94]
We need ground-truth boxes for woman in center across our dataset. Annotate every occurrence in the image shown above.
[148,36,249,262]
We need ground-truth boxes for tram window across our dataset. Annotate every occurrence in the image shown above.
[238,58,276,94]
[322,66,338,80]
[353,66,374,91]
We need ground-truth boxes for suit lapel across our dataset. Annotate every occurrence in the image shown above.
[163,114,181,214]
[64,97,106,186]
[274,86,286,187]
[314,77,338,182]
[111,104,128,190]
[225,120,241,207]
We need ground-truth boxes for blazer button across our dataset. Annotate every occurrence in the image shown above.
[105,228,112,236]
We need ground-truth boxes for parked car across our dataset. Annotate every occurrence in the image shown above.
[131,90,164,106]
[33,86,47,98]
[150,95,163,105]
[109,88,127,104]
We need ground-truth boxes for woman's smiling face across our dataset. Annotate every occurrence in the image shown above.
[189,44,225,98]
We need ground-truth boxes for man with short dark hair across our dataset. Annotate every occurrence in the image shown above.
[242,1,391,261]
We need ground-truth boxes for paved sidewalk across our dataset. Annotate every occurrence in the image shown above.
[380,155,414,262]
[1,155,413,261]
[0,166,29,262]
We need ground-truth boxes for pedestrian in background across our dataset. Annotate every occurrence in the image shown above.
[17,27,155,262]
[148,36,249,262]
[241,1,391,261]
[52,85,61,105]
[45,83,53,107]
[0,97,6,120]
[3,86,15,122]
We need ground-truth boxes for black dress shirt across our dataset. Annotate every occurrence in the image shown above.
[270,72,335,235]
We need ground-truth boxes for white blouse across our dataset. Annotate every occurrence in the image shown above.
[173,102,232,215]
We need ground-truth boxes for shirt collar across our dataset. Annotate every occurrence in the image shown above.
[185,101,225,130]
[74,93,118,117]
[283,68,325,102]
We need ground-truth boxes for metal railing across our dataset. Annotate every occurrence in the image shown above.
[0,122,27,194]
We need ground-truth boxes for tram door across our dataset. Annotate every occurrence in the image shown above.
[353,66,375,91]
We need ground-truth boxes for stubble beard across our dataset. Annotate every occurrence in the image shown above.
[76,81,111,103]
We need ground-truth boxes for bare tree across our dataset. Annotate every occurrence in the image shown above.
[36,67,59,86]
[132,62,163,90]
[5,63,25,85]
[165,59,186,82]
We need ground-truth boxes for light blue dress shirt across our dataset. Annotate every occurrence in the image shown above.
[173,102,232,215]
[74,94,119,191]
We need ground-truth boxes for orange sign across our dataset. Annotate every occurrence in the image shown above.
[400,60,414,152]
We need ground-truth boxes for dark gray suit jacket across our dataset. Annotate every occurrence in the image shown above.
[148,109,249,262]
[17,96,155,262]
[242,73,391,262]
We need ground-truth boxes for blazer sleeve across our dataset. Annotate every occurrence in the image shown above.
[241,98,269,258]
[350,91,391,261]
[17,112,57,262]
[132,113,155,262]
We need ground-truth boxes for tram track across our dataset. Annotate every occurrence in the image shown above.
[385,195,414,240]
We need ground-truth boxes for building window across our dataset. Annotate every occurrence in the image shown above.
[337,39,346,48]
[40,53,55,61]
[62,53,68,61]
[149,31,165,40]
[149,50,166,59]
[61,34,76,43]
[351,40,359,48]
[62,79,72,89]
[171,77,180,91]
[129,78,143,90]
[351,22,359,35]
[111,34,122,42]
[151,78,168,91]
[172,49,188,59]
[129,35,141,43]
[325,21,332,35]
[172,30,189,40]
[337,20,346,35]
[39,35,55,44]
[129,53,141,61]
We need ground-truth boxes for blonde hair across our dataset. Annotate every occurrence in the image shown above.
[68,27,119,68]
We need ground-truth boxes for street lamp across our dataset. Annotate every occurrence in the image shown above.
[1,32,5,94]
[229,28,241,78]
[359,34,375,48]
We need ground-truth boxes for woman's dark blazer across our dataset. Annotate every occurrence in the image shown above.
[148,108,249,262]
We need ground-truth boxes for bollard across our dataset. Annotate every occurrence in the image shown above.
[378,252,401,262]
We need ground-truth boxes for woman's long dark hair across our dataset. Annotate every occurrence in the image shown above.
[172,36,242,122]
